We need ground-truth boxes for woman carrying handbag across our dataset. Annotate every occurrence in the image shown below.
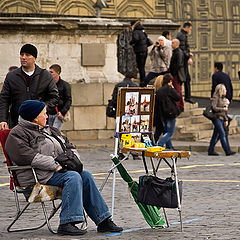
[208,84,236,156]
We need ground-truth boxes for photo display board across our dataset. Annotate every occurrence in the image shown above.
[116,87,155,140]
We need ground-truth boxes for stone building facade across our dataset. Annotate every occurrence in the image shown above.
[0,0,239,140]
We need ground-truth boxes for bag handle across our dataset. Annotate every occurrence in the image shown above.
[50,132,67,152]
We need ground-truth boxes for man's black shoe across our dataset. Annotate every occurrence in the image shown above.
[57,223,87,236]
[185,98,195,104]
[97,218,123,233]
[226,151,236,156]
[208,152,219,156]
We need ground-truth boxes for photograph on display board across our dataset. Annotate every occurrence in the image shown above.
[140,94,151,113]
[140,115,150,132]
[131,133,142,143]
[125,92,139,116]
[130,115,140,132]
[121,115,131,132]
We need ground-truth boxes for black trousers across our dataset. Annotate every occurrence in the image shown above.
[135,51,148,86]
[184,59,191,100]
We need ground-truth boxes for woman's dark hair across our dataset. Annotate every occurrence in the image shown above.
[162,73,173,86]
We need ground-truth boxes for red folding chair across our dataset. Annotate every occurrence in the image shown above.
[0,129,62,233]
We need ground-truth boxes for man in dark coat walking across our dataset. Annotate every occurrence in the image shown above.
[211,62,233,102]
[0,43,59,130]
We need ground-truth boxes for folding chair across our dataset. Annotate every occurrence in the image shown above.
[0,129,62,234]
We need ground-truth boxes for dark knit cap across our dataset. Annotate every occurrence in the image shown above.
[19,100,46,122]
[20,44,38,58]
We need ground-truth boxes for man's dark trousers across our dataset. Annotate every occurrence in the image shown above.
[136,51,148,86]
[184,60,191,100]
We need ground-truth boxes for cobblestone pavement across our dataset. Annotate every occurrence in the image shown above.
[0,148,240,240]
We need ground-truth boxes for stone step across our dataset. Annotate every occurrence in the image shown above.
[179,108,204,118]
[173,131,198,141]
[184,101,199,110]
[174,126,240,141]
[177,122,213,132]
[176,115,210,125]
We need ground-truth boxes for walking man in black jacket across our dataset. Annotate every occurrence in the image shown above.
[211,62,233,102]
[48,64,72,130]
[177,22,195,104]
[0,43,59,130]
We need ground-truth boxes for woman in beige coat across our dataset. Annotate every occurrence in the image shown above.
[208,84,236,156]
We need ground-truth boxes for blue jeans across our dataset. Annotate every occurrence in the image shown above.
[158,118,176,149]
[48,114,63,131]
[144,71,168,87]
[47,170,111,225]
[208,118,231,154]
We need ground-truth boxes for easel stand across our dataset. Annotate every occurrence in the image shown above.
[101,87,190,231]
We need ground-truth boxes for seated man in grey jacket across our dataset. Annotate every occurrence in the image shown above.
[5,100,123,236]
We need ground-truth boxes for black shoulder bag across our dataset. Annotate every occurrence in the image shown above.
[203,105,216,121]
[137,175,182,208]
[51,134,83,173]
[106,99,116,118]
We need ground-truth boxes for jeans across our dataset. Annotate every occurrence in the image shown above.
[47,170,111,225]
[144,71,168,87]
[208,118,231,154]
[158,118,176,149]
[48,114,63,130]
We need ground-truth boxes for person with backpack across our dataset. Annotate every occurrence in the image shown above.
[154,73,180,149]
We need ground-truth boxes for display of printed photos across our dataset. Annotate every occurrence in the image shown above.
[121,116,131,132]
[140,115,150,132]
[140,94,151,113]
[131,133,142,143]
[125,92,139,116]
[118,88,154,135]
[130,115,140,132]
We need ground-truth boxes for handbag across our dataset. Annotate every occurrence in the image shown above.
[106,99,116,118]
[137,175,182,208]
[51,133,83,173]
[55,149,83,173]
[203,105,216,120]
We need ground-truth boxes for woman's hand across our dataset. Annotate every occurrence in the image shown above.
[223,106,228,112]
[224,121,228,127]
[56,165,63,172]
